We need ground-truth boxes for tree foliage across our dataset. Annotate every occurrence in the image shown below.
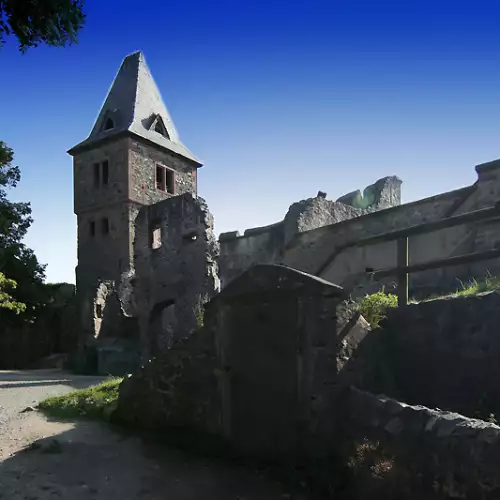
[0,0,86,326]
[0,142,46,323]
[0,0,85,52]
[0,272,26,313]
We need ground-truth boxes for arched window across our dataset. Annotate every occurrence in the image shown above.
[104,117,114,131]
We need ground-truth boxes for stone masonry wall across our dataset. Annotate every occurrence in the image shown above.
[337,387,500,499]
[358,290,500,420]
[116,265,375,460]
[312,160,500,297]
[76,203,134,288]
[218,176,401,288]
[129,138,197,204]
[133,193,220,358]
[73,136,130,212]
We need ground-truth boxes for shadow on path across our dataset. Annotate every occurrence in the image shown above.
[0,417,296,500]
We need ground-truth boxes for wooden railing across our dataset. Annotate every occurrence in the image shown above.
[351,202,500,306]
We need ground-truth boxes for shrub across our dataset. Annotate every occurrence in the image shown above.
[358,289,398,328]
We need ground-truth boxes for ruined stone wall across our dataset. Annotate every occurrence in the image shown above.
[218,222,285,288]
[219,193,367,288]
[337,387,500,499]
[218,177,400,288]
[356,291,500,420]
[116,265,372,459]
[337,175,402,211]
[284,186,469,278]
[312,161,500,296]
[133,193,220,357]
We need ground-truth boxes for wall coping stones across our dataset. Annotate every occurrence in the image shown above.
[213,264,346,300]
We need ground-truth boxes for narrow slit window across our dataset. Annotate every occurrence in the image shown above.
[152,227,162,250]
[102,160,109,185]
[101,217,109,235]
[90,220,96,237]
[93,163,100,187]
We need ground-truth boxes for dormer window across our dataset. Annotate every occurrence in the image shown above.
[151,115,170,139]
[104,118,114,131]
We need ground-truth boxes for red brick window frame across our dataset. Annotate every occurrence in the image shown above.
[155,164,175,194]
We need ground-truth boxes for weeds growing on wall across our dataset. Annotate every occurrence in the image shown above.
[194,300,205,329]
[417,273,500,303]
[452,274,500,298]
[357,289,398,328]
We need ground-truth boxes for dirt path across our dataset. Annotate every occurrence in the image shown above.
[0,370,302,500]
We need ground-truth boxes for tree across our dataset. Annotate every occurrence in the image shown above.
[0,142,46,322]
[0,0,85,52]
[0,1,86,325]
[0,272,25,313]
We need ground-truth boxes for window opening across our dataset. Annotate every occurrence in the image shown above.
[156,165,165,191]
[156,165,175,194]
[166,169,175,194]
[104,118,114,131]
[101,217,109,235]
[90,220,96,237]
[102,160,109,185]
[152,227,162,250]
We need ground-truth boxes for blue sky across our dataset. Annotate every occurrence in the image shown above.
[2,0,500,283]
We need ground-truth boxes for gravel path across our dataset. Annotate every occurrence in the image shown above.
[0,370,302,500]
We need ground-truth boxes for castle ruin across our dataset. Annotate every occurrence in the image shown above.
[68,50,500,374]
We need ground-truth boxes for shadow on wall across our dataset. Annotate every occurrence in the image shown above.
[114,264,500,498]
[355,290,500,420]
[74,284,140,376]
[0,285,79,370]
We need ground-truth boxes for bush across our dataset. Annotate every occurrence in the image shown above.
[358,290,398,328]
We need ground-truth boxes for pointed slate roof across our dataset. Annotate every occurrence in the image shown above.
[68,51,201,165]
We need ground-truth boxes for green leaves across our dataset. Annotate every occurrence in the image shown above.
[0,271,26,313]
[0,0,86,52]
[0,142,46,324]
[358,289,398,328]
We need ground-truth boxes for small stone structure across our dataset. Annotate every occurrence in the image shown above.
[116,264,372,459]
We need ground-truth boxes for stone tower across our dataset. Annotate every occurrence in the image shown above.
[68,50,202,343]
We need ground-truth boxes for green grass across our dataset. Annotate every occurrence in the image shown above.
[38,377,123,421]
[356,275,500,327]
[415,275,500,304]
[450,275,500,298]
